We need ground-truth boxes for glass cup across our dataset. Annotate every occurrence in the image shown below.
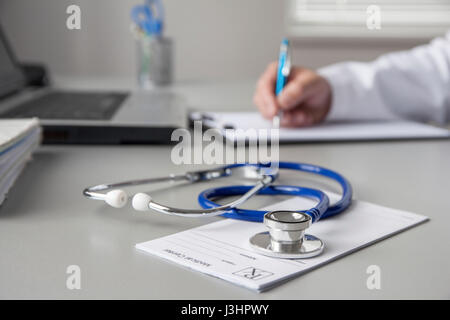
[137,36,173,88]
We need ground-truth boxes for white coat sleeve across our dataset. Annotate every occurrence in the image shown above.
[318,32,450,124]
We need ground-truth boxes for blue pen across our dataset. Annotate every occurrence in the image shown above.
[273,38,291,128]
[145,0,164,35]
[131,0,164,37]
[131,5,154,35]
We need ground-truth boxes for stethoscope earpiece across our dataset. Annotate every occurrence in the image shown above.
[132,193,152,211]
[105,189,128,208]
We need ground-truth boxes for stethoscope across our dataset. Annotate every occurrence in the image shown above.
[83,161,353,260]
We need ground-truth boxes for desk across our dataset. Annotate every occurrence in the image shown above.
[0,80,449,299]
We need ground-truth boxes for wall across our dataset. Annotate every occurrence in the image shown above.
[0,0,429,82]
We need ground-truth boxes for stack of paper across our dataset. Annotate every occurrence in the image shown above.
[0,118,41,205]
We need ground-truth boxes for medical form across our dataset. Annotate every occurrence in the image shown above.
[136,195,428,292]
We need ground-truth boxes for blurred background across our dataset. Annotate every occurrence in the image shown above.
[1,0,449,83]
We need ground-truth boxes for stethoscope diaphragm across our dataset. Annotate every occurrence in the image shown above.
[249,211,324,259]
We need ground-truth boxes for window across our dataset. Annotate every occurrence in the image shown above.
[286,0,450,38]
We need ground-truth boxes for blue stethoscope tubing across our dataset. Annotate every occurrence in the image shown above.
[198,161,353,223]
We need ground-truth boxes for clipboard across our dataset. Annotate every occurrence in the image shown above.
[190,111,450,143]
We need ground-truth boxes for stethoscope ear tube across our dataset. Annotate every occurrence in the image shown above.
[198,161,353,222]
[276,162,352,219]
[82,164,277,217]
[198,185,330,222]
[83,161,352,222]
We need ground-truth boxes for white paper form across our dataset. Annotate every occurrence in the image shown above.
[191,111,450,142]
[136,196,428,292]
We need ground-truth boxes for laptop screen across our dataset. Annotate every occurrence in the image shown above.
[0,37,16,75]
[0,24,25,98]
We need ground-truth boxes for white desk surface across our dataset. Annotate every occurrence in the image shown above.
[0,79,449,299]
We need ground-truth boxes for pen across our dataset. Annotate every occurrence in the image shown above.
[273,38,291,128]
[131,0,164,37]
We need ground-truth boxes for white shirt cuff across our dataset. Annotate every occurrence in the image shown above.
[318,64,352,121]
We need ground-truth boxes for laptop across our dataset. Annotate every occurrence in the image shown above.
[0,24,187,144]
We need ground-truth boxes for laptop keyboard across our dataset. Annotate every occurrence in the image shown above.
[0,91,129,120]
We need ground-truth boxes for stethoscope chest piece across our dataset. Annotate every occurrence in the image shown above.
[249,211,324,259]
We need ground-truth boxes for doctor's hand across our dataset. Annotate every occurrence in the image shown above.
[253,62,332,127]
